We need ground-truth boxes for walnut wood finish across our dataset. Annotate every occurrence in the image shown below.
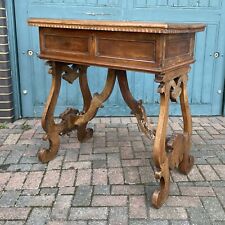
[28,18,205,208]
[77,66,93,142]
[152,66,194,208]
[38,62,61,163]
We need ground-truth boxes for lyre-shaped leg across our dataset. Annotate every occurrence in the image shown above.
[152,67,194,208]
[152,82,171,208]
[178,75,194,174]
[77,67,93,142]
[38,62,62,163]
[74,68,116,126]
[117,70,154,138]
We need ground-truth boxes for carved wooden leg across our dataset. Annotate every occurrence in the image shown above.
[74,68,116,128]
[178,74,194,174]
[77,66,93,142]
[54,66,116,143]
[38,62,62,163]
[152,82,171,208]
[152,66,194,208]
[117,70,154,138]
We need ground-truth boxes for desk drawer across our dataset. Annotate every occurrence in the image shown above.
[95,32,157,63]
[39,27,160,72]
[40,28,91,56]
[39,28,194,72]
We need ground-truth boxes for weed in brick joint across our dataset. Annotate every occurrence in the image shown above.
[0,122,8,129]
[21,122,32,131]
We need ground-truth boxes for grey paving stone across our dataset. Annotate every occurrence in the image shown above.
[40,187,58,196]
[0,190,21,207]
[5,222,25,225]
[7,163,32,172]
[0,207,31,220]
[149,207,188,220]
[212,222,225,225]
[47,222,87,225]
[51,195,73,220]
[94,185,110,195]
[88,221,107,225]
[22,189,40,196]
[72,186,93,206]
[107,153,121,167]
[129,220,169,225]
[16,195,55,207]
[31,163,47,171]
[109,207,128,225]
[187,207,211,225]
[201,197,225,221]
[170,221,190,225]
[20,156,39,164]
[93,160,107,169]
[166,196,202,208]
[26,207,50,225]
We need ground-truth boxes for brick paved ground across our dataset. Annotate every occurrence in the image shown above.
[0,116,225,225]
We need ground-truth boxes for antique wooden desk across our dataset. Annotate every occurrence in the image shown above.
[28,18,205,208]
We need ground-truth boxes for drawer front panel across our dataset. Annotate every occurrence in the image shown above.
[44,35,89,55]
[40,28,91,56]
[97,37,156,62]
[40,28,160,72]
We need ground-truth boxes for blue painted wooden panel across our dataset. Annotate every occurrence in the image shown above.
[135,0,222,8]
[14,0,225,117]
[126,0,225,115]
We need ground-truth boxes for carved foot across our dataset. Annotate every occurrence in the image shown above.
[59,107,79,135]
[38,133,60,163]
[152,160,170,208]
[77,124,93,142]
[166,134,185,169]
[166,134,194,174]
[179,154,194,175]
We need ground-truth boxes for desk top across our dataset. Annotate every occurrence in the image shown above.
[28,18,205,34]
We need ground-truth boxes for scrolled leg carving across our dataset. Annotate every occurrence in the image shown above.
[165,73,193,174]
[55,65,94,141]
[74,69,116,127]
[152,81,171,208]
[39,61,62,163]
[178,74,194,174]
[77,66,93,142]
[39,132,60,163]
[117,70,155,139]
[39,65,117,162]
[152,67,193,208]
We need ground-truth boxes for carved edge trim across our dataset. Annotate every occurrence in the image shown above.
[28,22,205,34]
